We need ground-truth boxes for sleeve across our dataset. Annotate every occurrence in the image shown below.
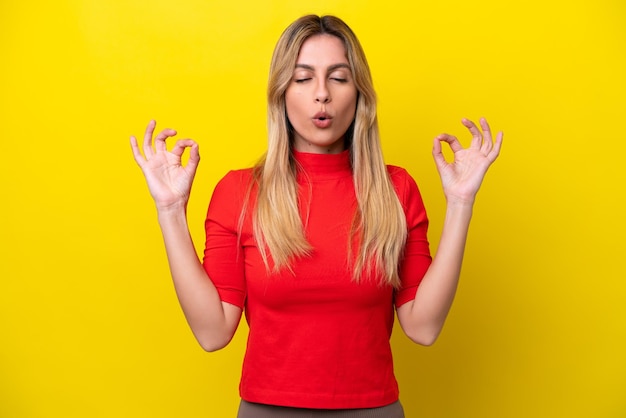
[391,168,432,308]
[202,170,250,309]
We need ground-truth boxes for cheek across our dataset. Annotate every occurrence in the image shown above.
[285,91,305,119]
[338,92,358,118]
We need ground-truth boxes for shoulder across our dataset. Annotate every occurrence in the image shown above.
[208,168,256,212]
[216,167,255,187]
[386,165,427,215]
[212,168,256,197]
[386,165,418,197]
[386,165,411,182]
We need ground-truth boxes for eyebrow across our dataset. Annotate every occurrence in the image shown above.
[294,63,351,72]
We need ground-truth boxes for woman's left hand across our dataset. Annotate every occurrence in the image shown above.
[433,117,503,204]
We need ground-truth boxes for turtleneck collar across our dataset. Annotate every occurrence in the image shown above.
[292,149,353,181]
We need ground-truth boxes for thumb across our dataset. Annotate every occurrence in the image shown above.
[432,136,448,172]
[187,142,200,173]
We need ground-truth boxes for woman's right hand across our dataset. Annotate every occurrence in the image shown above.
[130,120,200,211]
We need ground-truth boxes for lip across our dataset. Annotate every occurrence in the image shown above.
[312,112,332,128]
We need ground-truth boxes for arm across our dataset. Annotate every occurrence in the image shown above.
[397,117,503,346]
[130,121,242,351]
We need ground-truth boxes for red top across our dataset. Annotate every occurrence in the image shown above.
[202,150,431,409]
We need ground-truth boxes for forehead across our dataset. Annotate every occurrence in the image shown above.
[295,34,348,66]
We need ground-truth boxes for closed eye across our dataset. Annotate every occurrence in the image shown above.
[294,78,312,83]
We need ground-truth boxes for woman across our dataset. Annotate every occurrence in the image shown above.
[130,14,502,418]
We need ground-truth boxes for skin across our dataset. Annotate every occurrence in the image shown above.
[130,36,503,350]
[130,122,240,351]
[396,118,502,345]
[286,34,357,154]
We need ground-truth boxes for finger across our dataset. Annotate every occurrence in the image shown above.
[170,139,197,158]
[432,134,463,172]
[172,139,201,173]
[462,118,483,149]
[435,133,464,153]
[142,120,157,158]
[153,128,178,154]
[487,131,504,163]
[187,142,201,172]
[432,136,446,170]
[479,117,492,142]
[479,117,493,153]
[130,136,145,168]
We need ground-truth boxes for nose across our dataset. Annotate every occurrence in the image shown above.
[315,80,331,103]
[315,94,331,103]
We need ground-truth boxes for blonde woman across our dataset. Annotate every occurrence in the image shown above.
[131,14,502,418]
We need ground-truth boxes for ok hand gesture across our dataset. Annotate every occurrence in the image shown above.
[130,120,200,211]
[433,118,503,204]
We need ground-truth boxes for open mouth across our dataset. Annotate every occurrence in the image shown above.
[312,116,332,128]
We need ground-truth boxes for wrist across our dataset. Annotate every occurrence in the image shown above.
[156,201,188,217]
[445,194,476,207]
[443,196,475,224]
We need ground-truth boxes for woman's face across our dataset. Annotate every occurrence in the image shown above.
[285,34,358,154]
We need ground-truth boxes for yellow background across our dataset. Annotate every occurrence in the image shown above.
[1,0,625,417]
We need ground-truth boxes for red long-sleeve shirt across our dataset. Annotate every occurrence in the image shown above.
[203,150,431,409]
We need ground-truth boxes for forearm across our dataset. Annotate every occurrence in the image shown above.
[398,117,501,345]
[157,205,239,351]
[400,199,474,345]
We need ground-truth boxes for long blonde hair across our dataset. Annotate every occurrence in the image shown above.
[251,15,407,287]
